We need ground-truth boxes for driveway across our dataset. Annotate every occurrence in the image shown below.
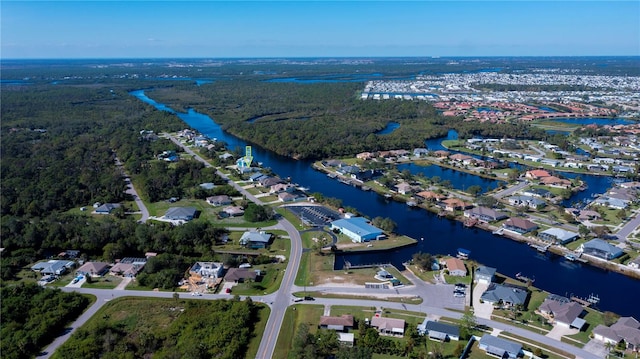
[472,282,494,319]
[583,339,609,358]
[546,324,578,340]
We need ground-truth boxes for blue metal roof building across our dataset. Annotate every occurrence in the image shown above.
[330,217,384,243]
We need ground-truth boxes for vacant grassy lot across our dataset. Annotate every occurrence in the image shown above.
[274,304,325,359]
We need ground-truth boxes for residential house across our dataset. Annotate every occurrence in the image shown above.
[525,169,551,179]
[520,188,553,199]
[507,195,546,209]
[224,268,258,283]
[222,206,244,217]
[319,315,354,331]
[278,192,303,203]
[478,334,523,359]
[259,176,283,188]
[335,165,359,176]
[439,198,471,212]
[370,317,405,336]
[538,228,579,245]
[94,203,121,214]
[189,262,224,279]
[206,195,232,206]
[593,196,629,210]
[416,191,447,202]
[481,283,528,307]
[356,152,375,160]
[58,249,80,259]
[593,317,640,351]
[323,159,347,167]
[413,148,429,157]
[579,239,624,260]
[503,218,538,234]
[77,261,110,277]
[475,266,496,284]
[164,207,197,221]
[464,206,508,222]
[330,217,384,243]
[240,231,272,249]
[395,182,414,195]
[110,258,146,278]
[249,172,267,182]
[199,182,215,190]
[432,150,450,157]
[270,183,295,194]
[31,260,75,276]
[417,320,460,341]
[352,169,383,182]
[445,258,467,277]
[538,298,585,329]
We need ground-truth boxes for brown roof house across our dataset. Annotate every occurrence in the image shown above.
[502,218,538,234]
[319,315,354,332]
[224,268,259,283]
[370,317,405,336]
[77,261,110,277]
[445,258,467,277]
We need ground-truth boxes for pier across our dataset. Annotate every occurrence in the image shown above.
[529,243,551,253]
[343,261,392,270]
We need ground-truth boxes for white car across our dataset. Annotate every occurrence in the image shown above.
[191,292,202,296]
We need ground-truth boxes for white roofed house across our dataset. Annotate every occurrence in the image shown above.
[395,182,414,195]
[538,227,579,245]
[189,262,224,279]
[370,317,405,336]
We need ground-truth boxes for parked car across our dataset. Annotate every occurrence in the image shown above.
[225,288,231,293]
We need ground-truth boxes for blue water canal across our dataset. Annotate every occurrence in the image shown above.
[131,89,640,318]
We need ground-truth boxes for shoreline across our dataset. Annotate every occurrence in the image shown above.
[313,159,640,281]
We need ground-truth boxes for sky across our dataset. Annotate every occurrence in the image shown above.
[1,1,639,59]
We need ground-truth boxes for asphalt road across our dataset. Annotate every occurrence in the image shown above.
[43,137,603,359]
[615,208,640,240]
[115,156,149,223]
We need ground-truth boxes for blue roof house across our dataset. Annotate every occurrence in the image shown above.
[479,334,523,359]
[475,266,497,284]
[239,231,273,249]
[330,217,384,243]
[579,239,624,260]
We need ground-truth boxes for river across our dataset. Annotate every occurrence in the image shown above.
[130,89,640,318]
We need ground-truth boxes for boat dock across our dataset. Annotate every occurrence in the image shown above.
[571,293,600,307]
[463,218,478,227]
[343,261,392,270]
[529,243,551,253]
[515,272,535,283]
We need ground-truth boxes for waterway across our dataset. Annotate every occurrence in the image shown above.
[375,122,400,135]
[545,117,636,126]
[130,89,640,318]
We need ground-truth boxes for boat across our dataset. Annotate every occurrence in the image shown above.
[492,228,504,235]
[384,193,393,199]
[327,173,337,179]
[564,254,577,262]
[463,218,478,227]
[457,248,471,260]
[406,201,417,207]
[361,186,371,191]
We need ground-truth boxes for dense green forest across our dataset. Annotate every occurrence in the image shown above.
[52,297,262,359]
[1,283,91,359]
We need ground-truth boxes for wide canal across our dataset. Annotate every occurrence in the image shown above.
[131,89,640,318]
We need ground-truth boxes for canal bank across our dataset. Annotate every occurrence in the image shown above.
[131,89,640,318]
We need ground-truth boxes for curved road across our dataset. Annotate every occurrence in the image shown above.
[45,135,601,359]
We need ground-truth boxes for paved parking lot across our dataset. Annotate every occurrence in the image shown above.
[286,205,341,227]
[421,283,466,311]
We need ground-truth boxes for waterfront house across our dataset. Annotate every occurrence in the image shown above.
[525,169,551,179]
[578,239,624,260]
[278,192,303,203]
[520,188,553,199]
[330,217,384,243]
[352,169,383,182]
[464,206,508,222]
[416,191,447,202]
[206,195,232,206]
[481,283,528,307]
[189,262,224,279]
[259,176,283,188]
[502,218,538,234]
[439,198,471,212]
[249,172,267,182]
[370,317,405,336]
[94,203,121,214]
[417,320,460,341]
[475,266,496,284]
[164,207,197,221]
[395,182,414,195]
[445,258,467,277]
[593,196,629,210]
[239,231,272,249]
[593,317,640,351]
[319,315,354,331]
[413,148,429,157]
[270,183,295,194]
[538,228,579,245]
[76,261,110,277]
[478,334,523,359]
[538,298,585,329]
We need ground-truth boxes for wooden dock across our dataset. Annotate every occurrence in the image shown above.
[344,261,392,270]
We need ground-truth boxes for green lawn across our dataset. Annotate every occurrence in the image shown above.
[565,308,605,344]
[227,262,287,295]
[82,275,122,289]
[295,252,335,286]
[274,304,325,359]
[498,332,575,359]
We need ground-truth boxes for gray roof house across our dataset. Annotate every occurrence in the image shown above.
[206,195,232,206]
[239,231,272,249]
[31,260,75,275]
[463,206,508,222]
[77,261,110,277]
[579,239,624,260]
[479,334,523,359]
[94,203,121,214]
[538,228,579,245]
[502,217,538,234]
[417,320,460,341]
[507,195,546,209]
[319,315,354,331]
[593,317,640,351]
[164,207,197,221]
[481,283,528,307]
[538,299,585,329]
[475,266,496,284]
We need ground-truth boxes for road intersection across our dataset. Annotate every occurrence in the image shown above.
[42,135,604,359]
